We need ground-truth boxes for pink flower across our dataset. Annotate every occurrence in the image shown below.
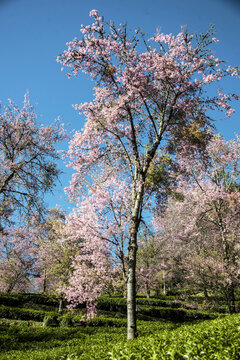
[89,9,98,17]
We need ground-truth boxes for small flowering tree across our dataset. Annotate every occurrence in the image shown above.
[58,176,130,315]
[58,10,239,338]
[155,135,240,313]
[136,230,165,297]
[62,209,114,318]
[33,209,71,295]
[69,175,131,276]
[0,227,36,293]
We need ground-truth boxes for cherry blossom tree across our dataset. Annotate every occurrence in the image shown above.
[58,10,239,338]
[68,175,131,277]
[0,94,66,223]
[136,230,165,297]
[155,135,240,313]
[0,227,36,293]
[57,176,130,315]
[62,209,114,318]
[32,209,69,294]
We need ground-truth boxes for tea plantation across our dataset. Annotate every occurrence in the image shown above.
[0,293,239,359]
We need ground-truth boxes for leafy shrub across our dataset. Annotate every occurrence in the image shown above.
[97,297,220,321]
[88,317,126,327]
[138,305,218,321]
[97,298,127,313]
[0,293,59,308]
[43,315,59,327]
[59,316,73,327]
[0,314,239,359]
[109,314,240,359]
[0,303,237,359]
[0,305,56,322]
[136,298,182,308]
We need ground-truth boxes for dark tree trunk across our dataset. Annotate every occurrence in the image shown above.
[203,287,209,299]
[226,285,236,314]
[58,296,64,314]
[145,284,151,298]
[43,268,47,293]
[127,183,143,339]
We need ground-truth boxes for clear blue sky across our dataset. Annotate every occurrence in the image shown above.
[0,0,239,212]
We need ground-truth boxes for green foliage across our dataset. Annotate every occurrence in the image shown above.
[0,293,59,307]
[0,305,53,322]
[87,317,126,328]
[97,298,127,313]
[135,298,180,307]
[43,315,59,327]
[109,315,240,359]
[0,293,238,359]
[97,297,218,321]
[59,315,73,327]
[0,322,126,359]
[98,297,181,312]
[0,315,239,359]
[145,153,172,190]
[138,305,218,322]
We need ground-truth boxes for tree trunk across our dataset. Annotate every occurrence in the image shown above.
[58,296,64,314]
[203,286,209,299]
[127,237,137,339]
[145,284,151,298]
[127,183,143,339]
[43,268,47,293]
[162,269,166,295]
[226,285,236,314]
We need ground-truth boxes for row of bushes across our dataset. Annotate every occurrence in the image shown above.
[0,293,182,310]
[0,305,126,328]
[0,305,54,322]
[0,303,220,325]
[43,314,126,328]
[97,298,219,321]
[1,313,238,359]
[138,305,219,322]
[135,298,182,308]
[109,314,240,359]
[2,301,212,326]
[0,293,59,308]
[0,294,228,323]
[97,298,126,313]
[97,297,183,312]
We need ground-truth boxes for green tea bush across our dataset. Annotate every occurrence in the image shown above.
[138,305,218,322]
[97,298,126,313]
[135,298,182,308]
[109,314,240,360]
[43,315,59,327]
[59,315,73,327]
[0,322,126,359]
[88,317,126,328]
[0,305,56,322]
[0,314,239,359]
[0,293,59,308]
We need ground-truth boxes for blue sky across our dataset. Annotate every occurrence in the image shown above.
[0,0,239,212]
